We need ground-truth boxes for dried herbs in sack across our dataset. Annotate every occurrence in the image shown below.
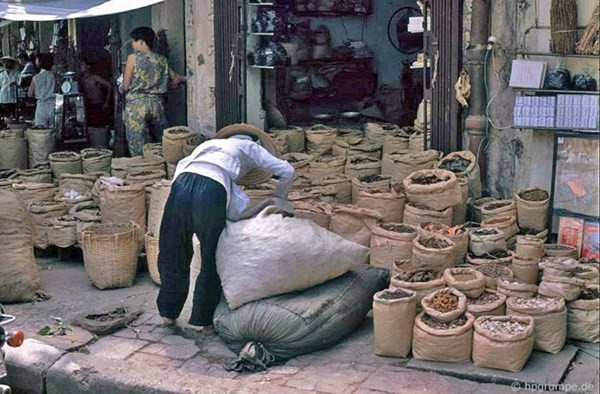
[162,126,195,164]
[329,205,382,247]
[538,274,584,301]
[403,169,462,211]
[472,315,535,372]
[291,200,332,229]
[544,244,578,259]
[370,224,417,270]
[422,287,467,322]
[467,289,507,318]
[365,122,399,144]
[507,295,567,354]
[391,260,446,308]
[81,148,112,174]
[344,155,381,178]
[97,178,146,245]
[403,203,453,227]
[469,228,507,257]
[0,131,27,170]
[472,263,514,290]
[480,199,517,222]
[412,312,475,363]
[515,235,544,259]
[418,222,468,265]
[48,151,82,178]
[412,235,456,273]
[497,277,538,299]
[380,150,440,183]
[281,152,314,177]
[357,190,405,224]
[25,127,56,168]
[511,256,540,285]
[514,187,550,232]
[47,215,78,248]
[567,286,599,343]
[12,181,56,206]
[28,200,68,249]
[472,197,497,223]
[17,166,52,184]
[308,155,345,178]
[147,180,172,237]
[304,124,336,157]
[373,288,417,357]
[0,233,40,303]
[481,215,519,242]
[443,267,486,298]
[311,174,352,204]
[436,150,482,199]
[351,175,391,204]
[574,265,599,286]
[269,126,305,153]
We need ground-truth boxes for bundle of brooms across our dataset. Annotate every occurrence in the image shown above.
[576,2,600,55]
[550,0,578,54]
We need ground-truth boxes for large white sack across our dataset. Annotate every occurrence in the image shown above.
[216,206,370,309]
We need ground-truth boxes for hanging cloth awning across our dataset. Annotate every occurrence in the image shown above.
[0,0,164,21]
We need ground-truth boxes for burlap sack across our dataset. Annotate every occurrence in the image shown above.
[28,201,68,249]
[98,181,146,240]
[291,201,332,229]
[304,124,336,156]
[538,275,584,301]
[12,182,56,206]
[17,167,52,184]
[403,169,462,211]
[390,270,445,308]
[344,155,381,178]
[0,233,40,303]
[331,132,364,157]
[511,256,540,284]
[357,190,405,224]
[58,173,96,196]
[47,215,78,248]
[380,150,439,182]
[472,315,535,372]
[497,278,538,299]
[515,235,544,259]
[467,289,507,318]
[373,288,417,357]
[412,312,475,362]
[311,174,352,204]
[574,265,599,286]
[472,263,514,289]
[351,175,391,204]
[365,122,399,143]
[269,126,305,153]
[281,152,314,177]
[25,127,56,168]
[567,286,599,343]
[48,151,82,178]
[370,223,417,269]
[167,163,176,180]
[403,203,453,227]
[308,155,345,178]
[347,142,383,160]
[412,235,456,273]
[436,150,482,199]
[0,132,27,170]
[329,205,382,247]
[417,223,468,265]
[443,267,486,298]
[0,188,32,236]
[143,142,162,159]
[162,126,195,164]
[473,197,497,223]
[127,156,166,175]
[514,187,550,232]
[182,133,206,157]
[481,215,518,243]
[111,156,143,179]
[467,252,513,267]
[452,176,469,225]
[480,200,517,222]
[382,132,410,155]
[469,228,507,257]
[543,258,578,277]
[81,148,112,174]
[544,244,578,259]
[422,287,467,322]
[507,296,567,353]
[147,180,172,236]
[297,185,338,204]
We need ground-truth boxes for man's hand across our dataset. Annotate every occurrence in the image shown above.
[237,197,295,221]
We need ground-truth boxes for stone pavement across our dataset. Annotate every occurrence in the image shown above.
[1,253,598,394]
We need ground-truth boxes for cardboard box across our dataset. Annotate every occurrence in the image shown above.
[558,217,585,258]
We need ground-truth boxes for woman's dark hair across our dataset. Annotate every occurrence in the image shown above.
[35,53,53,70]
[130,26,156,50]
[17,52,29,62]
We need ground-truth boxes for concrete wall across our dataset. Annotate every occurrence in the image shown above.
[484,0,599,198]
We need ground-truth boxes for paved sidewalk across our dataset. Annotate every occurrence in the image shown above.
[1,254,598,394]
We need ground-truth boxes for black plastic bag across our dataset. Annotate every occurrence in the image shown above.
[544,68,571,90]
[572,74,598,91]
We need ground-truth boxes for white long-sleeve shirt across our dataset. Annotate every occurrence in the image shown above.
[173,138,294,221]
[0,68,18,104]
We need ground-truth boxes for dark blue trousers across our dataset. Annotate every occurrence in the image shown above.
[156,172,226,326]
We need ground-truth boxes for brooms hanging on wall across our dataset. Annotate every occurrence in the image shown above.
[549,0,578,54]
[576,2,600,55]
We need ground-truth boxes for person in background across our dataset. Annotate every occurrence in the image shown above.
[17,52,35,78]
[27,53,56,127]
[118,26,186,157]
[78,56,113,129]
[0,56,19,118]
[156,130,294,335]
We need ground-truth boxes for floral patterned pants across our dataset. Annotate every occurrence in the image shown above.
[123,95,168,156]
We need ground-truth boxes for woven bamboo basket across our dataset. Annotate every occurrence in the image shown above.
[145,232,161,285]
[82,222,139,289]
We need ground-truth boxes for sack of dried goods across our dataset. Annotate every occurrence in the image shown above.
[472,263,514,290]
[357,190,405,224]
[479,200,516,222]
[422,287,467,322]
[351,175,391,204]
[469,228,507,257]
[418,222,468,265]
[466,249,512,266]
[403,203,453,227]
[291,201,332,229]
[515,235,544,259]
[543,258,577,277]
[390,261,445,308]
[467,289,507,318]
[507,295,567,353]
[380,150,440,182]
[574,265,599,285]
[567,286,599,343]
[544,244,578,259]
[370,224,417,270]
[311,174,351,204]
[472,197,497,223]
[472,315,535,372]
[403,169,462,211]
[373,288,417,357]
[308,155,345,178]
[497,277,538,299]
[481,215,519,242]
[511,256,540,285]
[443,267,486,298]
[305,124,336,157]
[329,205,382,247]
[344,155,381,178]
[412,235,456,273]
[538,275,584,301]
[436,150,482,199]
[514,187,550,232]
[412,312,475,362]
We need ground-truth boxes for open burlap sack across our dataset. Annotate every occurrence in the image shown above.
[331,132,364,157]
[311,174,352,204]
[443,267,486,298]
[380,150,440,182]
[544,244,578,259]
[403,203,453,227]
[0,131,27,170]
[436,151,482,199]
[412,311,475,362]
[143,142,162,159]
[469,228,507,257]
[17,167,52,184]
[472,197,497,223]
[346,142,383,161]
[351,175,391,204]
[567,286,599,343]
[182,133,206,157]
[497,278,538,299]
[25,127,56,168]
[480,200,517,222]
[281,153,314,177]
[291,201,332,229]
[0,233,40,303]
[422,287,467,322]
[472,315,535,372]
[538,275,584,301]
[0,188,32,236]
[48,215,78,248]
[127,156,166,175]
[515,235,545,259]
[48,151,82,178]
[467,289,507,318]
[81,148,113,174]
[12,182,56,206]
[98,180,146,243]
[308,155,345,178]
[28,200,68,249]
[574,265,599,286]
[403,169,462,211]
[58,173,96,196]
[305,124,336,157]
[514,187,550,232]
[329,205,382,247]
[481,215,518,242]
[382,133,410,155]
[111,156,143,179]
[364,122,399,143]
[412,235,456,273]
[147,180,172,237]
[472,263,514,290]
[418,222,468,265]
[269,126,305,153]
[370,223,417,270]
[162,126,195,164]
[511,256,540,285]
[344,155,381,178]
[373,288,417,357]
[543,258,577,277]
[357,190,405,224]
[390,267,445,309]
[507,295,567,353]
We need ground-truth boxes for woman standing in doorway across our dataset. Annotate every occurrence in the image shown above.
[118,26,186,156]
[27,53,56,127]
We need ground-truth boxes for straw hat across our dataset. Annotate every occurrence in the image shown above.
[214,123,277,186]
[0,56,16,63]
